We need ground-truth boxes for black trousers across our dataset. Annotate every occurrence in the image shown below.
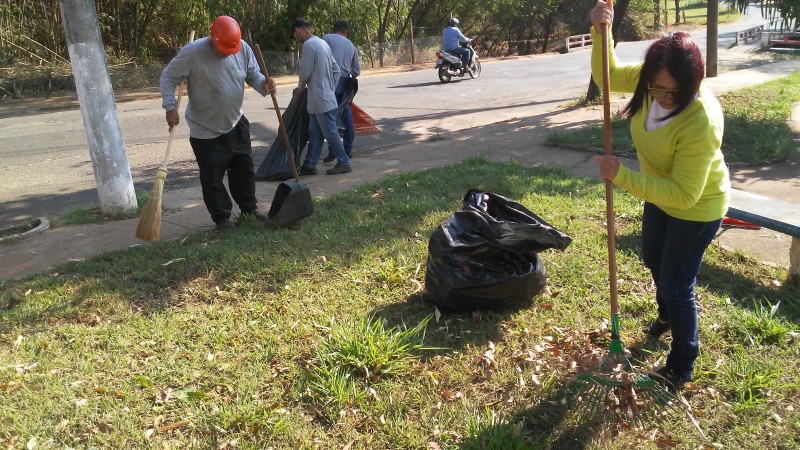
[189,116,258,223]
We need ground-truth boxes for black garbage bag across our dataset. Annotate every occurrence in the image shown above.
[255,88,309,181]
[425,189,572,311]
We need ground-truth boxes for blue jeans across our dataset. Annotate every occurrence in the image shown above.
[447,47,472,68]
[335,76,355,155]
[304,108,349,168]
[641,202,722,380]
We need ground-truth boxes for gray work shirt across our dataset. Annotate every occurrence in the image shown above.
[322,33,361,77]
[160,37,267,139]
[297,35,340,115]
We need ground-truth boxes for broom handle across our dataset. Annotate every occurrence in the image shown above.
[253,44,301,182]
[161,30,194,169]
[601,0,618,319]
[161,82,184,169]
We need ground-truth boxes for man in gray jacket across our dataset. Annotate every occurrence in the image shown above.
[321,20,361,163]
[291,18,351,175]
[160,15,277,231]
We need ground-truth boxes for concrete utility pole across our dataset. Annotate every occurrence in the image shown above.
[58,0,137,215]
[707,0,719,77]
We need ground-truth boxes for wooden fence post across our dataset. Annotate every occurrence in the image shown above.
[365,23,375,68]
[409,18,415,65]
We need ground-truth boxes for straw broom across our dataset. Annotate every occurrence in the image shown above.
[135,80,185,241]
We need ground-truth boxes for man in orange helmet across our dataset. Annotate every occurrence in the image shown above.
[159,15,278,232]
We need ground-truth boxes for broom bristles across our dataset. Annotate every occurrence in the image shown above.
[135,169,167,241]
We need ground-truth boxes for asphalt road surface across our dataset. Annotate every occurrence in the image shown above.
[0,11,767,228]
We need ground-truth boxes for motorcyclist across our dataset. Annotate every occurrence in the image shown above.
[442,18,473,73]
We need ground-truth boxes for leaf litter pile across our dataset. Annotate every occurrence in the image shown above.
[510,316,698,430]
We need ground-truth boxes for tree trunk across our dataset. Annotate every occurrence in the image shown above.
[58,0,137,216]
[586,0,631,102]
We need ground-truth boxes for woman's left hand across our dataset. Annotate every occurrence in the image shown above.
[594,155,620,181]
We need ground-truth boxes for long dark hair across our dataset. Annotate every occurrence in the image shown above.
[621,32,704,121]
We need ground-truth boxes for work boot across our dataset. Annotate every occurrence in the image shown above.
[299,164,318,176]
[648,366,689,393]
[326,163,352,175]
[215,219,235,232]
[322,153,336,163]
[646,318,670,338]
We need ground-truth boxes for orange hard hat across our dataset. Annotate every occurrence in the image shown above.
[210,16,241,55]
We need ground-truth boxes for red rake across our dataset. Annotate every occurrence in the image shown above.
[351,102,380,136]
[722,217,762,230]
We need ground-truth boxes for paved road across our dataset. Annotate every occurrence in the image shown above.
[0,10,769,228]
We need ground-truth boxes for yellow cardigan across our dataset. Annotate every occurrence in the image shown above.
[590,28,730,222]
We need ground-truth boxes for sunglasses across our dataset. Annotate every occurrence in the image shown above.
[648,85,679,99]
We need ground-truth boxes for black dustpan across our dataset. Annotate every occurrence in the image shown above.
[269,180,312,227]
[255,45,313,228]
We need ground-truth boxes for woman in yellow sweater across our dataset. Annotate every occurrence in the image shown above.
[590,1,730,389]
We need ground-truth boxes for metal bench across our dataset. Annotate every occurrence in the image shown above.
[761,31,800,50]
[725,188,800,285]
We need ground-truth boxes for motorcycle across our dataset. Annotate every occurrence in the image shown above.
[435,42,481,83]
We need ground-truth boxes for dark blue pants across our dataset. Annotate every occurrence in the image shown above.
[335,76,355,155]
[641,202,721,380]
[447,47,472,68]
[189,116,257,223]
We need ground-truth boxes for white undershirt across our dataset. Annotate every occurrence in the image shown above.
[645,100,677,131]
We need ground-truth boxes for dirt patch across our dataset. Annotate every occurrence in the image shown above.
[0,60,163,101]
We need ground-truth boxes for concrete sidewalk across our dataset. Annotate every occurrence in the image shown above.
[1,53,799,282]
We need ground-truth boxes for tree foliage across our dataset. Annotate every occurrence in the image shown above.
[0,0,633,67]
[2,0,797,72]
[729,0,800,31]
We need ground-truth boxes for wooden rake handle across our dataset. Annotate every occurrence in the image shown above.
[254,44,301,182]
[600,0,619,317]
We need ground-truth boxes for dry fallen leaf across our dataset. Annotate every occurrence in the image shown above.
[157,420,190,432]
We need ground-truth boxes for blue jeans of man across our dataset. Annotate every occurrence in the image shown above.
[304,108,349,168]
[640,202,722,381]
[335,76,355,156]
[446,47,472,68]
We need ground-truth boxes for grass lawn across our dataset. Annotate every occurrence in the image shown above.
[547,72,800,164]
[1,158,798,449]
[658,0,740,26]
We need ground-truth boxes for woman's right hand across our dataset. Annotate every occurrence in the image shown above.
[591,0,613,29]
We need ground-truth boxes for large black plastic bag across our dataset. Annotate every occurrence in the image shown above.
[255,88,309,181]
[425,189,572,311]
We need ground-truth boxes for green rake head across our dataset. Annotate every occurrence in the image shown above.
[561,314,684,426]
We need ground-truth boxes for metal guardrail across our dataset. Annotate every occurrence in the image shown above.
[565,34,592,53]
[736,25,763,45]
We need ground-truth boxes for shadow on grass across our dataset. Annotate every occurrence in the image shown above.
[0,161,590,333]
[371,291,541,354]
[458,386,598,449]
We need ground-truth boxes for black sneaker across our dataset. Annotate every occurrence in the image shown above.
[326,163,352,175]
[299,165,318,176]
[648,366,688,392]
[215,219,235,232]
[322,153,335,163]
[646,318,670,338]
